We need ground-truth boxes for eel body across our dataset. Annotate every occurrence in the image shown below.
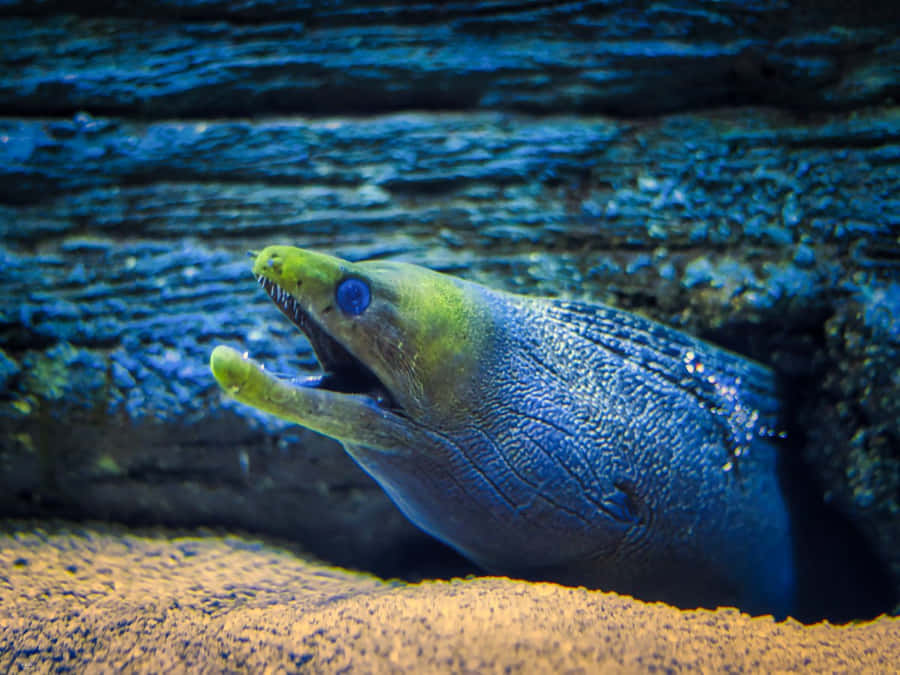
[210,246,795,616]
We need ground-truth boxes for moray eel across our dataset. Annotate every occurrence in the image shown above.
[210,246,795,616]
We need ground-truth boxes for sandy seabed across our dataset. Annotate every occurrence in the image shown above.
[0,524,897,673]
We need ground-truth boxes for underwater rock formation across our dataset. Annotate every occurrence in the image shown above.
[1,1,898,117]
[1,0,898,619]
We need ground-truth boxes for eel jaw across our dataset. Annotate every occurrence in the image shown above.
[257,274,400,412]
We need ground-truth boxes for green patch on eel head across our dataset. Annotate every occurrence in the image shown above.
[210,246,494,450]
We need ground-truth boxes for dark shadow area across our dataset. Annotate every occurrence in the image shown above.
[0,406,479,586]
[368,533,478,584]
[708,311,896,623]
[778,375,897,624]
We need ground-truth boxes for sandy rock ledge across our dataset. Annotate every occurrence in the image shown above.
[0,524,897,673]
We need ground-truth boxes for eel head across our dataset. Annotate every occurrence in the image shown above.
[210,246,493,453]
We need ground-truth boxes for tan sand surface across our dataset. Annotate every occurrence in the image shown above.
[0,523,897,673]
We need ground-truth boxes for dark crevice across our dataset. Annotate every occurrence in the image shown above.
[776,313,895,622]
[0,88,894,125]
[700,305,897,622]
[780,133,900,151]
[0,0,573,28]
[368,533,477,582]
[778,382,897,623]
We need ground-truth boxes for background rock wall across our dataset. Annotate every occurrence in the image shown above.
[1,1,898,615]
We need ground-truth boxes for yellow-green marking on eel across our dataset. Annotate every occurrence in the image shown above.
[211,246,795,617]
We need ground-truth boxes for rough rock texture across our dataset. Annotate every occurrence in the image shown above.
[1,524,898,673]
[2,1,899,117]
[1,0,899,618]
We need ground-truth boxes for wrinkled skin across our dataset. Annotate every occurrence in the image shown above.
[211,246,794,616]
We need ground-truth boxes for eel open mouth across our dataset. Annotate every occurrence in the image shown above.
[257,275,399,411]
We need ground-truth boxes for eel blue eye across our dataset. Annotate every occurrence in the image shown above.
[335,278,371,315]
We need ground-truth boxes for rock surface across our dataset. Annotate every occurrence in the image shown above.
[1,524,898,673]
[2,2,899,117]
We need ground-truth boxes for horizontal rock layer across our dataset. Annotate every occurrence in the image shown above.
[2,2,899,117]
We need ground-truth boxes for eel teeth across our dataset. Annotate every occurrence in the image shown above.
[258,275,304,325]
